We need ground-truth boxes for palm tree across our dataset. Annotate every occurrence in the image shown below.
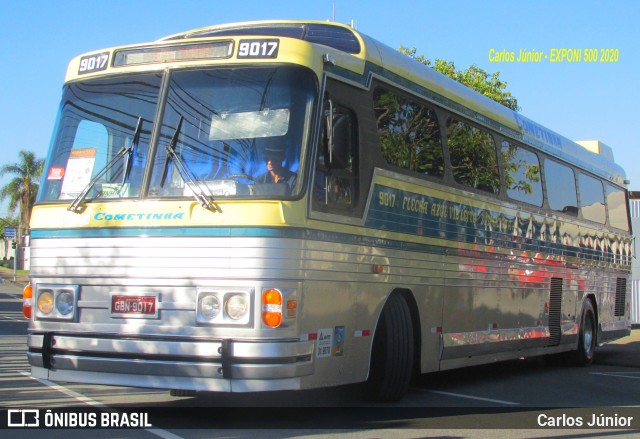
[0,150,45,232]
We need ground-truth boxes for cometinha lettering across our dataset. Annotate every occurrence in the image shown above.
[94,212,185,221]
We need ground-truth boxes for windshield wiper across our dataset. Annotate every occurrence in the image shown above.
[160,116,220,212]
[68,117,143,213]
[159,116,183,188]
[122,117,143,185]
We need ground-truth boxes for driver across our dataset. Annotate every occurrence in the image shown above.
[256,147,297,194]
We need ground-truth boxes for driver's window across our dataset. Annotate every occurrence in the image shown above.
[312,100,359,214]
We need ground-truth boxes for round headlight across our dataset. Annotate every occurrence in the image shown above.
[55,291,75,316]
[199,295,220,320]
[37,291,54,315]
[225,294,249,320]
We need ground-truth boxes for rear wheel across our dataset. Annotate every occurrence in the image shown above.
[570,299,597,366]
[365,293,414,402]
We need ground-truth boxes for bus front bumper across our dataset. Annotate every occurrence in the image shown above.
[27,333,315,392]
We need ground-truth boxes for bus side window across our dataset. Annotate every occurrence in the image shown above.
[578,173,606,224]
[313,100,359,213]
[501,141,543,206]
[374,87,444,178]
[446,117,499,194]
[606,184,630,231]
[545,159,578,215]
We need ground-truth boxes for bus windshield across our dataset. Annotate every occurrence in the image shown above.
[38,66,316,203]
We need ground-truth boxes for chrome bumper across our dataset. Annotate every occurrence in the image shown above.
[28,333,315,392]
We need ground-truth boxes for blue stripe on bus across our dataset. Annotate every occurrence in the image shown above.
[31,226,289,239]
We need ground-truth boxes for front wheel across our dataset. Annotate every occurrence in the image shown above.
[365,293,414,402]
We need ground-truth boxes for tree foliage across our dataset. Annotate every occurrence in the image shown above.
[0,150,44,231]
[399,46,520,112]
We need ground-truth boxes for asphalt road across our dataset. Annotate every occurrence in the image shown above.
[1,278,639,438]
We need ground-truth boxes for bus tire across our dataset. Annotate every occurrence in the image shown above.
[365,293,414,402]
[568,299,597,366]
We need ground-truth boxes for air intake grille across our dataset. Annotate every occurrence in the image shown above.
[615,278,627,317]
[548,277,563,346]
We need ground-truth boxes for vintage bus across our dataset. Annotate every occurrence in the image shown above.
[24,20,632,402]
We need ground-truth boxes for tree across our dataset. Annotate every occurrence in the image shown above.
[0,150,45,231]
[399,46,520,112]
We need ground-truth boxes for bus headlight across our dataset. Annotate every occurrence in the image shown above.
[225,294,249,320]
[35,285,78,320]
[37,291,54,315]
[196,288,253,326]
[198,294,221,321]
[55,291,75,316]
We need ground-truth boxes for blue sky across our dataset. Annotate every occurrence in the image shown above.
[1,0,638,217]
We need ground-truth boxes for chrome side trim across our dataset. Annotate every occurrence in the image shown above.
[443,325,550,349]
[440,343,575,371]
[601,319,628,332]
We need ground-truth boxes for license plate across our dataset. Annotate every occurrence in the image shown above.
[111,295,158,318]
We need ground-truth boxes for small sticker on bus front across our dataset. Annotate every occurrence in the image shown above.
[316,328,333,358]
[333,326,345,356]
